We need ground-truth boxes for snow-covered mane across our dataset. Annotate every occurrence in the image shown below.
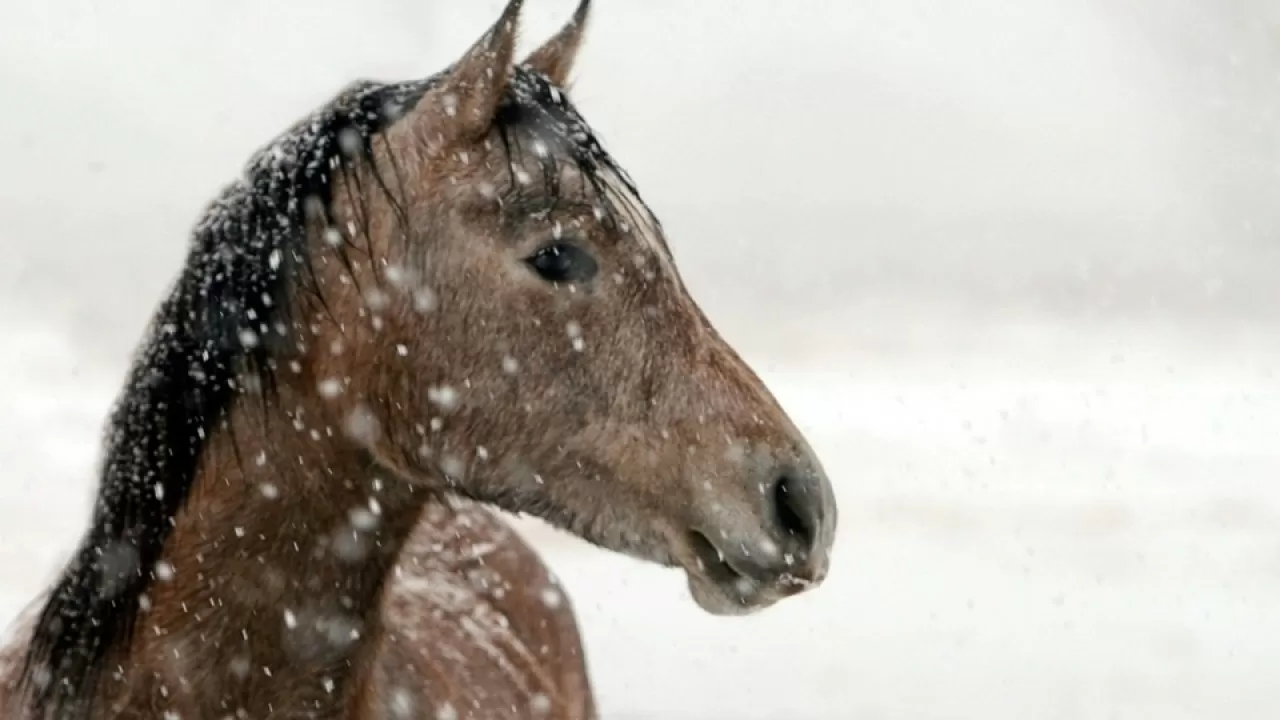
[17,76,432,716]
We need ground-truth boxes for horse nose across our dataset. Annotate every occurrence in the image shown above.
[771,469,824,560]
[692,455,834,590]
[764,462,831,580]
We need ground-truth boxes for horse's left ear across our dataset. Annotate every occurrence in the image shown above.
[522,0,592,87]
[411,0,523,150]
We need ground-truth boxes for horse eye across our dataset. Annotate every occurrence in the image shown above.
[525,243,598,284]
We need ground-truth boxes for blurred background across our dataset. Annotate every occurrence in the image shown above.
[1,1,1278,718]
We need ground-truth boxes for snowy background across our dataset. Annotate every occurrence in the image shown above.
[2,0,1280,718]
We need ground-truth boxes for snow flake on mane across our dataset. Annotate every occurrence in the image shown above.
[17,74,434,718]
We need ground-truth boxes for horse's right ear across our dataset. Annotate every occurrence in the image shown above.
[413,0,523,151]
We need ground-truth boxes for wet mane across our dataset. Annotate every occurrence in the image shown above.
[19,64,642,717]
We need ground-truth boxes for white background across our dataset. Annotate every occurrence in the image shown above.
[2,1,1278,717]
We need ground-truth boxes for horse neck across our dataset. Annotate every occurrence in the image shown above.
[125,379,429,715]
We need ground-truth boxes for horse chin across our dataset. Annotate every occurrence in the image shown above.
[519,505,794,616]
[685,573,780,616]
[603,535,781,615]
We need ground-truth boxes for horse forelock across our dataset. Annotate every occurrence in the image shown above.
[495,67,666,256]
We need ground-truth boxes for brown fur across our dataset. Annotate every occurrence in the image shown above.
[2,499,595,719]
[2,1,837,717]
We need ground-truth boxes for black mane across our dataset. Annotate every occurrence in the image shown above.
[18,65,644,718]
[18,76,434,716]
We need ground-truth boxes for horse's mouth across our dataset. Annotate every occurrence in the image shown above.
[680,531,812,616]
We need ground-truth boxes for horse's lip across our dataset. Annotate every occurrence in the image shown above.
[687,530,744,586]
[684,531,780,605]
[681,530,817,615]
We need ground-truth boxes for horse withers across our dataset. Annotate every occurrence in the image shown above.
[2,1,838,717]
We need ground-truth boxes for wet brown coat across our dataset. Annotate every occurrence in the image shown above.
[2,497,595,719]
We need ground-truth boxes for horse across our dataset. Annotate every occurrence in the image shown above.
[0,1,838,717]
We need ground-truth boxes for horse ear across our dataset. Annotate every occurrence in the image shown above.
[522,0,591,87]
[414,0,523,148]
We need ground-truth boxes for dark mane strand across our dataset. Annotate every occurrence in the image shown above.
[18,77,430,718]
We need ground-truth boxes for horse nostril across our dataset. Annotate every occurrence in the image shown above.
[772,473,818,551]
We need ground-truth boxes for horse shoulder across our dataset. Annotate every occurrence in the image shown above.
[357,498,597,720]
[0,502,599,720]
